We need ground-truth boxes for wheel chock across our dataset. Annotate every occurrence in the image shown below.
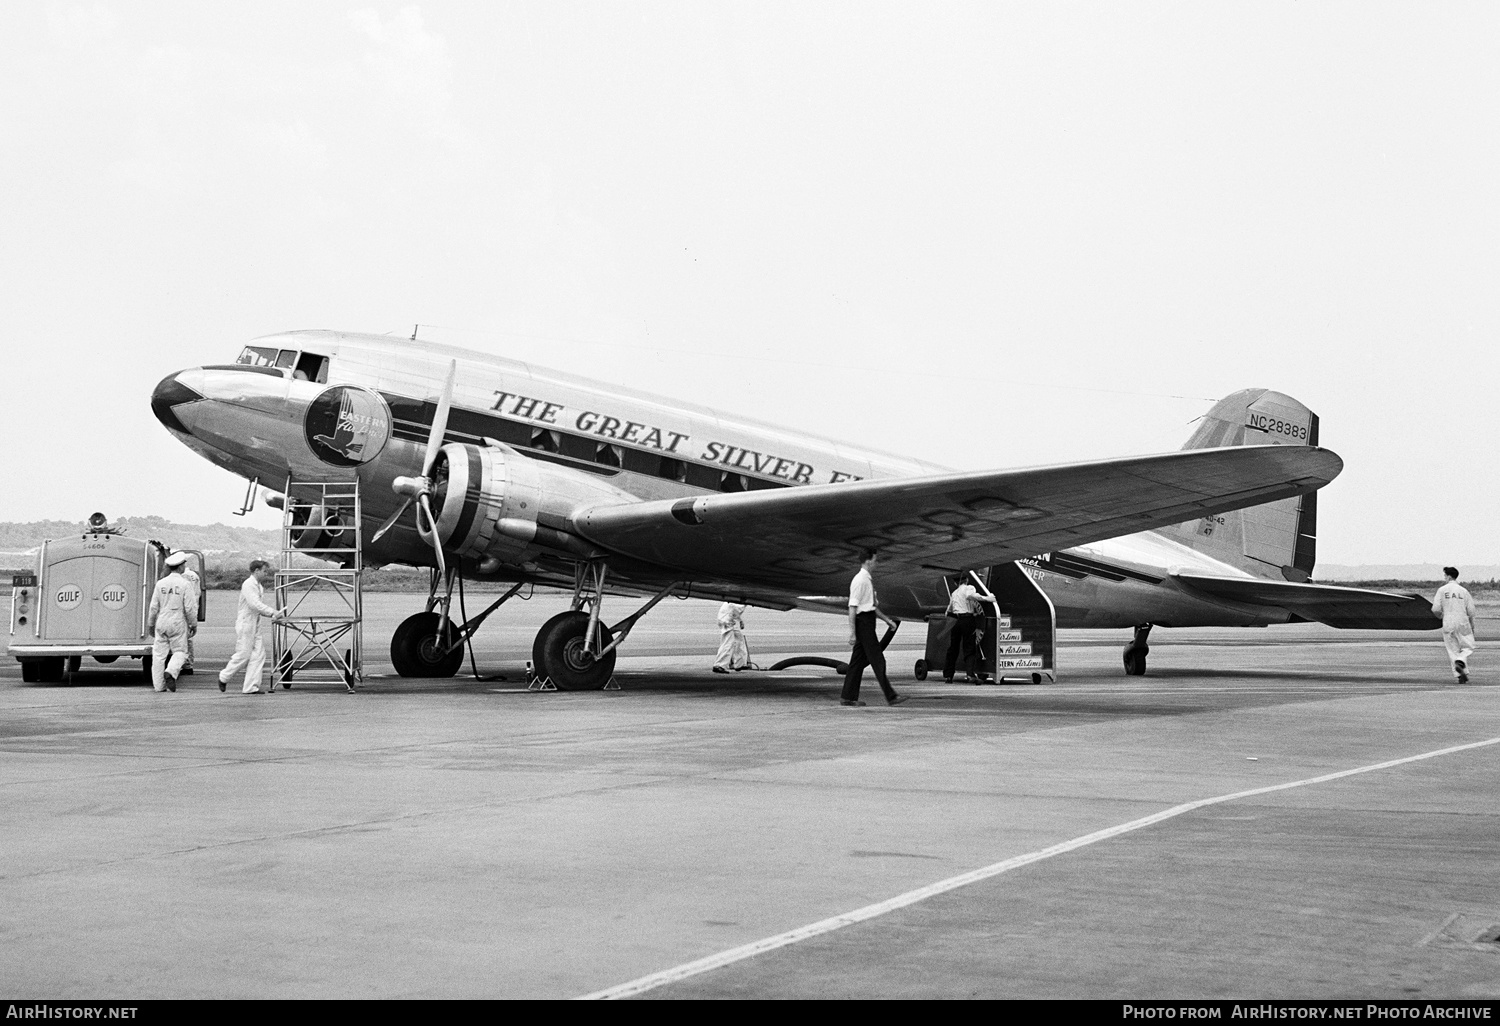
[604,676,621,691]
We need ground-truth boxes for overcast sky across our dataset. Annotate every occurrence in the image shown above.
[2,2,1494,565]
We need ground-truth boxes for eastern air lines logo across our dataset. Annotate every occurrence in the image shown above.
[304,386,392,467]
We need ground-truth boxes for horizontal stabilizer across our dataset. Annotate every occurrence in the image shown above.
[1173,573,1439,630]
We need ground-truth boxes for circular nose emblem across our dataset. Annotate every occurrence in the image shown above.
[304,386,392,467]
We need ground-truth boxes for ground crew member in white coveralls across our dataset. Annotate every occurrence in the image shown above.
[180,563,200,674]
[146,551,199,693]
[1431,566,1478,684]
[713,601,749,673]
[218,560,285,695]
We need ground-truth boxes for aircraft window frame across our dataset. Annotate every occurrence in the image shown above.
[295,352,329,384]
[594,443,623,468]
[236,346,279,368]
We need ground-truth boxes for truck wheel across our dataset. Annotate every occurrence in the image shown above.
[94,655,119,664]
[66,656,82,674]
[39,658,65,683]
[21,660,40,683]
[140,654,152,682]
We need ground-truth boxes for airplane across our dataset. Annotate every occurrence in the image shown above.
[149,330,1434,690]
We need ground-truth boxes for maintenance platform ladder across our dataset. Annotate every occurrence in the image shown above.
[272,479,363,691]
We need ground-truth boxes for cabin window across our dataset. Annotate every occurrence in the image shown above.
[659,457,688,483]
[719,472,747,493]
[530,428,560,453]
[595,443,622,468]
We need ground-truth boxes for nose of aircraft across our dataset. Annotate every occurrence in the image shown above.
[151,371,204,434]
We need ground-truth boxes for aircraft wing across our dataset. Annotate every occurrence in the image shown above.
[1172,574,1440,630]
[571,445,1343,596]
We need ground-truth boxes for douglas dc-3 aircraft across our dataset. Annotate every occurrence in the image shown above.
[150,330,1437,689]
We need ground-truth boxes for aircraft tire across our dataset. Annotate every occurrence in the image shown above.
[390,612,465,678]
[913,659,928,681]
[533,610,616,691]
[1123,647,1147,676]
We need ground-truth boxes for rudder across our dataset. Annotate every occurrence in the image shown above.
[1161,389,1320,582]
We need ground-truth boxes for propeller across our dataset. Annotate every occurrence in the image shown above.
[370,358,457,579]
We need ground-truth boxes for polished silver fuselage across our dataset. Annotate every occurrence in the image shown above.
[154,330,1291,627]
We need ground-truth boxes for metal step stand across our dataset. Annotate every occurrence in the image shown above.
[272,479,364,693]
[972,562,1057,684]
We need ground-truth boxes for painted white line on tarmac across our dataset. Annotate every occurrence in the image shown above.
[579,734,1500,1000]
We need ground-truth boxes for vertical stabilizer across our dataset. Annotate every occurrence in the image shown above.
[1160,389,1320,581]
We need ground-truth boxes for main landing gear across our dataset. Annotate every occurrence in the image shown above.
[389,560,681,692]
[390,567,527,679]
[531,562,681,691]
[1122,623,1152,676]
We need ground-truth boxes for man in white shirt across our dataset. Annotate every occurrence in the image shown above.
[713,602,749,673]
[146,550,199,693]
[842,550,906,706]
[942,576,995,684]
[218,560,285,695]
[1431,566,1478,684]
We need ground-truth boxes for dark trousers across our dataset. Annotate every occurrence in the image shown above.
[943,613,981,679]
[842,611,895,701]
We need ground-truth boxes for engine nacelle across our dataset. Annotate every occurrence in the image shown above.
[418,442,627,563]
[291,503,352,553]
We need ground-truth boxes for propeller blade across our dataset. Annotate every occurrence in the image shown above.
[421,359,457,481]
[370,497,413,544]
[418,493,446,578]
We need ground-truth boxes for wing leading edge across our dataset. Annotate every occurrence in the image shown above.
[1173,574,1439,630]
[570,445,1344,597]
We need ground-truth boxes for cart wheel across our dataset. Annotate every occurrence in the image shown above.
[913,659,928,681]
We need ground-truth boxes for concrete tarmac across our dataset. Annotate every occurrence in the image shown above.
[2,594,1497,999]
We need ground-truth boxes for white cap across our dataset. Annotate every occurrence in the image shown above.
[165,551,188,567]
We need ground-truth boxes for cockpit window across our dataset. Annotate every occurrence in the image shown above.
[236,346,279,367]
[295,352,329,383]
[274,349,298,370]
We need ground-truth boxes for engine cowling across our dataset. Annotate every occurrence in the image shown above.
[417,442,628,563]
[290,503,352,553]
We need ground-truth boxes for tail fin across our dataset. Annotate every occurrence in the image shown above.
[1160,389,1320,582]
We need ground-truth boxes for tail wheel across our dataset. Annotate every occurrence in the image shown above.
[533,610,616,691]
[390,611,465,678]
[913,658,928,681]
[1123,647,1147,676]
